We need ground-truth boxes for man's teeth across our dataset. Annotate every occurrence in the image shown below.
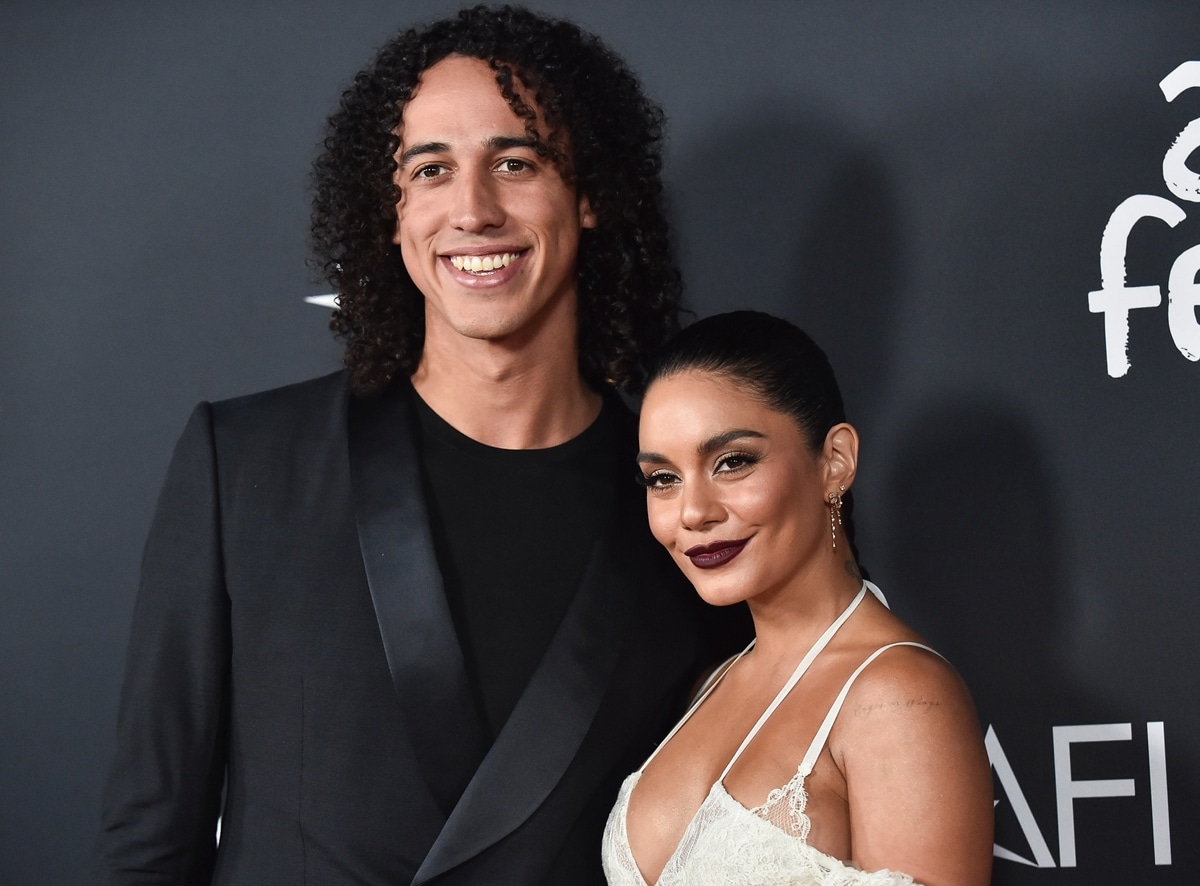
[449,253,517,273]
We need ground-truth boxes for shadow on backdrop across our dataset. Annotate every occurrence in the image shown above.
[670,111,902,441]
[885,401,1195,883]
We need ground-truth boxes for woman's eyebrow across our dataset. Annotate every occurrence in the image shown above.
[698,429,764,455]
[636,429,765,464]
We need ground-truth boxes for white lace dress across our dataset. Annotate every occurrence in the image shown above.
[601,583,927,886]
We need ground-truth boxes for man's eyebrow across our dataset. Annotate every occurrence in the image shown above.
[398,135,541,168]
[489,135,540,152]
[399,142,448,167]
[636,429,765,465]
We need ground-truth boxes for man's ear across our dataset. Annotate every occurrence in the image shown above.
[579,194,597,229]
[391,152,406,244]
[821,423,859,494]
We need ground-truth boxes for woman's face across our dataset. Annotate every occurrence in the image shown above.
[637,370,832,608]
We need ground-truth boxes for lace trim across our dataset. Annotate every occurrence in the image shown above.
[749,765,812,840]
[602,770,919,886]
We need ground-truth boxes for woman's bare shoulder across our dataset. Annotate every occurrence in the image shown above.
[831,594,975,728]
[830,639,994,886]
[841,640,974,724]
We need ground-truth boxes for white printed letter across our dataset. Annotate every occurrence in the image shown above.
[1167,244,1200,360]
[1147,721,1172,865]
[1053,723,1135,868]
[1160,61,1200,202]
[1088,196,1185,377]
[986,725,1055,867]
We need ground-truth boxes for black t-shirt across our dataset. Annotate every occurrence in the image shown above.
[414,393,621,739]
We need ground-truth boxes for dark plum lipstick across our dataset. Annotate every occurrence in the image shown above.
[684,539,749,569]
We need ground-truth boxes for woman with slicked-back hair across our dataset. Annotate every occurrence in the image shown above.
[604,311,993,886]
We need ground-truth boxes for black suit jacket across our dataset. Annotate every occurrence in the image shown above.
[95,372,728,885]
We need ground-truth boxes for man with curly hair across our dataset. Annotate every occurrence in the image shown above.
[96,6,741,885]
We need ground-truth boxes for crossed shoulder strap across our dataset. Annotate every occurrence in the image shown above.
[637,582,935,783]
[716,585,872,781]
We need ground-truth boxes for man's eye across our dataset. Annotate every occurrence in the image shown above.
[498,158,530,173]
[414,164,446,179]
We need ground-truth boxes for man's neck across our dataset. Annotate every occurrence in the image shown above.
[412,337,602,450]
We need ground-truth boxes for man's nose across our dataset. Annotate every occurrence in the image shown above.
[449,168,505,232]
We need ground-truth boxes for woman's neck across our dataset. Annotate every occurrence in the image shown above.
[744,558,864,669]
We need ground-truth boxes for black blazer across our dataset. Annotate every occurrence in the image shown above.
[95,372,727,885]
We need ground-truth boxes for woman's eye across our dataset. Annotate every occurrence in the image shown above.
[637,471,679,491]
[715,452,757,474]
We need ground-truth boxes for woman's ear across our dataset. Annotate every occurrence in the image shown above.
[821,423,859,494]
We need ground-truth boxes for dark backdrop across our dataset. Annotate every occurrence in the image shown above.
[3,2,1198,883]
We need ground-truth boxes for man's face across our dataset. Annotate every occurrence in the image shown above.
[393,55,596,350]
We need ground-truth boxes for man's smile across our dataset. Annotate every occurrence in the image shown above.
[447,251,521,273]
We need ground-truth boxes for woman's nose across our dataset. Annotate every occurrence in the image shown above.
[678,480,724,531]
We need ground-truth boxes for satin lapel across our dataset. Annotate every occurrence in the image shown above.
[412,497,641,885]
[347,383,487,816]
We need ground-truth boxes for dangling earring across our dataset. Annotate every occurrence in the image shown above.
[827,485,846,550]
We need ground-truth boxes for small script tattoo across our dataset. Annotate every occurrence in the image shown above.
[854,698,941,716]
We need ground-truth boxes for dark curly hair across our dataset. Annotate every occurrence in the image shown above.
[310,4,682,397]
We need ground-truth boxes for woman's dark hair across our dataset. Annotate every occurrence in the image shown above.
[648,310,865,567]
[311,4,681,397]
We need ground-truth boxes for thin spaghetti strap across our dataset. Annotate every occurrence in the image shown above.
[796,641,942,776]
[717,585,869,782]
[636,638,756,773]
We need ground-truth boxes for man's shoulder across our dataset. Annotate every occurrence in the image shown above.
[201,370,358,444]
[212,369,350,413]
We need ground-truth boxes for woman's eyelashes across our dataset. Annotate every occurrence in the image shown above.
[635,469,679,491]
[636,451,761,491]
[713,450,759,475]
